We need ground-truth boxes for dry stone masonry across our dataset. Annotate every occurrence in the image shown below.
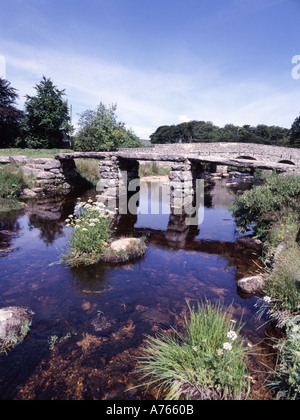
[0,155,78,195]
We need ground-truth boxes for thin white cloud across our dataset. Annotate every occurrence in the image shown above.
[178,115,192,123]
[1,40,298,139]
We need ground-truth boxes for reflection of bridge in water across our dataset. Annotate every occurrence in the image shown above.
[115,200,262,286]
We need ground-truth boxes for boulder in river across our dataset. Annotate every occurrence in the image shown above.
[237,275,267,294]
[0,306,34,354]
[101,237,147,263]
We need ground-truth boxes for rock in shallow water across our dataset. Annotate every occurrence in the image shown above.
[101,238,147,263]
[0,306,34,353]
[237,275,267,294]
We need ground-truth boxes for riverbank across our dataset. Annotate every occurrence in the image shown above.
[232,173,300,400]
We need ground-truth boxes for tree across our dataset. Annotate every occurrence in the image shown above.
[215,124,239,142]
[150,120,289,146]
[0,78,24,147]
[289,114,300,148]
[22,76,71,149]
[150,125,177,144]
[73,102,142,151]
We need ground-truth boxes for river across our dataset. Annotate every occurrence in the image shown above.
[0,178,276,400]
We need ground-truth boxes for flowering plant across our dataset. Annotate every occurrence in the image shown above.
[63,198,115,266]
[135,300,252,400]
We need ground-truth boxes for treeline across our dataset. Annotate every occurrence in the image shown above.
[0,77,142,151]
[150,119,300,148]
[2,75,300,150]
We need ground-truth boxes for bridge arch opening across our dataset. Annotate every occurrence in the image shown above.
[277,160,295,166]
[236,156,257,161]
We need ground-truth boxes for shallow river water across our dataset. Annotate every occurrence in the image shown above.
[0,179,276,400]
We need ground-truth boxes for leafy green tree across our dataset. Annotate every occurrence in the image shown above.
[215,124,239,143]
[289,114,300,148]
[0,78,24,147]
[193,121,218,143]
[150,121,289,146]
[150,125,177,144]
[74,102,142,151]
[21,76,71,149]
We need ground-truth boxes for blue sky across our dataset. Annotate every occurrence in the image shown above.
[0,0,299,138]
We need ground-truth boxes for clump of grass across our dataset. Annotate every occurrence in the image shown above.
[253,212,300,400]
[265,252,300,322]
[257,213,300,328]
[134,300,250,400]
[139,162,171,177]
[75,158,100,186]
[62,198,114,267]
[270,320,300,400]
[0,197,25,213]
[266,211,299,251]
[0,320,32,355]
[0,165,28,198]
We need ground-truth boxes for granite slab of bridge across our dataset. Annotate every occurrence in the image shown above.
[55,142,300,182]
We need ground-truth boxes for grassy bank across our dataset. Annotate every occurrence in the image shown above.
[139,162,171,177]
[0,148,100,190]
[0,148,72,158]
[0,164,31,212]
[232,173,300,400]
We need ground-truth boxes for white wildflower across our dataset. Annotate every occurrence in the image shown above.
[217,349,223,356]
[82,228,88,231]
[192,346,198,352]
[227,330,238,341]
[263,296,272,304]
[223,342,232,351]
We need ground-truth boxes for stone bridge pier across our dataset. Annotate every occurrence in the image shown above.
[96,155,140,211]
[96,155,203,223]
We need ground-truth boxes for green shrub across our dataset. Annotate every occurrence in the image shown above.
[134,301,250,400]
[231,173,300,239]
[73,103,142,151]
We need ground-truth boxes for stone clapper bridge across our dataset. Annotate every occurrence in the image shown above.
[55,142,300,220]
